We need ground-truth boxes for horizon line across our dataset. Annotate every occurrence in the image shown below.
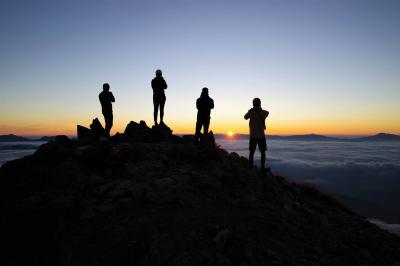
[3,132,398,139]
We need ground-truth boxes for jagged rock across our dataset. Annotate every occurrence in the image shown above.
[153,177,175,189]
[199,130,217,148]
[90,118,105,139]
[77,125,93,144]
[214,229,230,252]
[79,142,111,165]
[115,198,133,210]
[77,118,105,144]
[124,120,173,142]
[127,184,146,199]
[124,120,152,142]
[35,136,75,160]
[55,135,70,144]
[111,132,125,143]
[95,203,115,214]
[124,162,139,175]
[151,122,173,141]
[3,120,400,266]
[182,134,195,142]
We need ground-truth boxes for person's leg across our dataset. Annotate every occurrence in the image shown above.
[259,138,267,170]
[160,96,166,124]
[204,118,210,135]
[104,113,112,138]
[194,120,202,143]
[249,150,255,169]
[109,114,113,133]
[103,114,108,137]
[153,96,159,125]
[260,151,266,170]
[249,138,256,169]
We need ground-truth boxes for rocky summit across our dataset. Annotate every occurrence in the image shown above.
[3,121,400,266]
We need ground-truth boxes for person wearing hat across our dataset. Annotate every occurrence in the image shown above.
[151,69,168,125]
[195,87,214,142]
[244,98,269,170]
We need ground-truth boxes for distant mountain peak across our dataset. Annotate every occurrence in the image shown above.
[356,133,400,141]
[0,134,30,142]
[376,132,396,136]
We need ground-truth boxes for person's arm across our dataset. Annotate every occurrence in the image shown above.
[110,92,115,102]
[264,110,269,118]
[244,109,252,120]
[163,79,167,90]
[210,99,214,109]
[196,99,200,110]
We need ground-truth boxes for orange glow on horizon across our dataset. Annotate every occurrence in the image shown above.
[2,118,400,137]
[1,112,399,137]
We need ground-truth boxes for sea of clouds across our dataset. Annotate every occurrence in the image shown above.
[0,142,45,166]
[1,139,399,234]
[217,138,400,233]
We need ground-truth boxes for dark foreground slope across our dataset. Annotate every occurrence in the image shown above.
[3,122,400,266]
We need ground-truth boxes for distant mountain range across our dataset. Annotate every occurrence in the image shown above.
[0,134,31,142]
[1,133,400,142]
[268,134,339,141]
[0,134,55,142]
[215,133,400,142]
[354,133,400,141]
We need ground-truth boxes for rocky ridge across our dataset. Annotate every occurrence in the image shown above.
[3,120,400,265]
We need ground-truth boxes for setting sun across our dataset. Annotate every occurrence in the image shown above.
[227,130,235,137]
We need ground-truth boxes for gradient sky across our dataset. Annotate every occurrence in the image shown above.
[1,0,399,136]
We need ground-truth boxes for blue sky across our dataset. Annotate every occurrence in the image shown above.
[1,0,399,135]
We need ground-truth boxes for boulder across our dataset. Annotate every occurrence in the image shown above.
[90,118,105,139]
[77,125,93,145]
[8,119,400,266]
[124,120,152,142]
[79,142,111,165]
[151,122,173,141]
[182,135,195,143]
[199,130,217,148]
[55,135,71,144]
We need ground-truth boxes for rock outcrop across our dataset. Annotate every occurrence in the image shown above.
[2,121,400,265]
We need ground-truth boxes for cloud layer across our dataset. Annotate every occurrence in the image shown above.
[218,138,400,224]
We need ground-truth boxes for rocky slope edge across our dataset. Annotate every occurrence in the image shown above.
[3,121,400,265]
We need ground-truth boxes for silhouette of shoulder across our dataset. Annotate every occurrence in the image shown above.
[99,91,115,103]
[151,77,168,94]
[197,96,214,110]
[244,108,268,119]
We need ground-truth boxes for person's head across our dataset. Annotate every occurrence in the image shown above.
[103,83,110,91]
[155,69,162,77]
[201,87,209,97]
[252,98,261,108]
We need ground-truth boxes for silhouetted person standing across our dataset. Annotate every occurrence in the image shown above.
[151,69,167,125]
[244,98,269,170]
[195,87,214,142]
[99,83,115,138]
